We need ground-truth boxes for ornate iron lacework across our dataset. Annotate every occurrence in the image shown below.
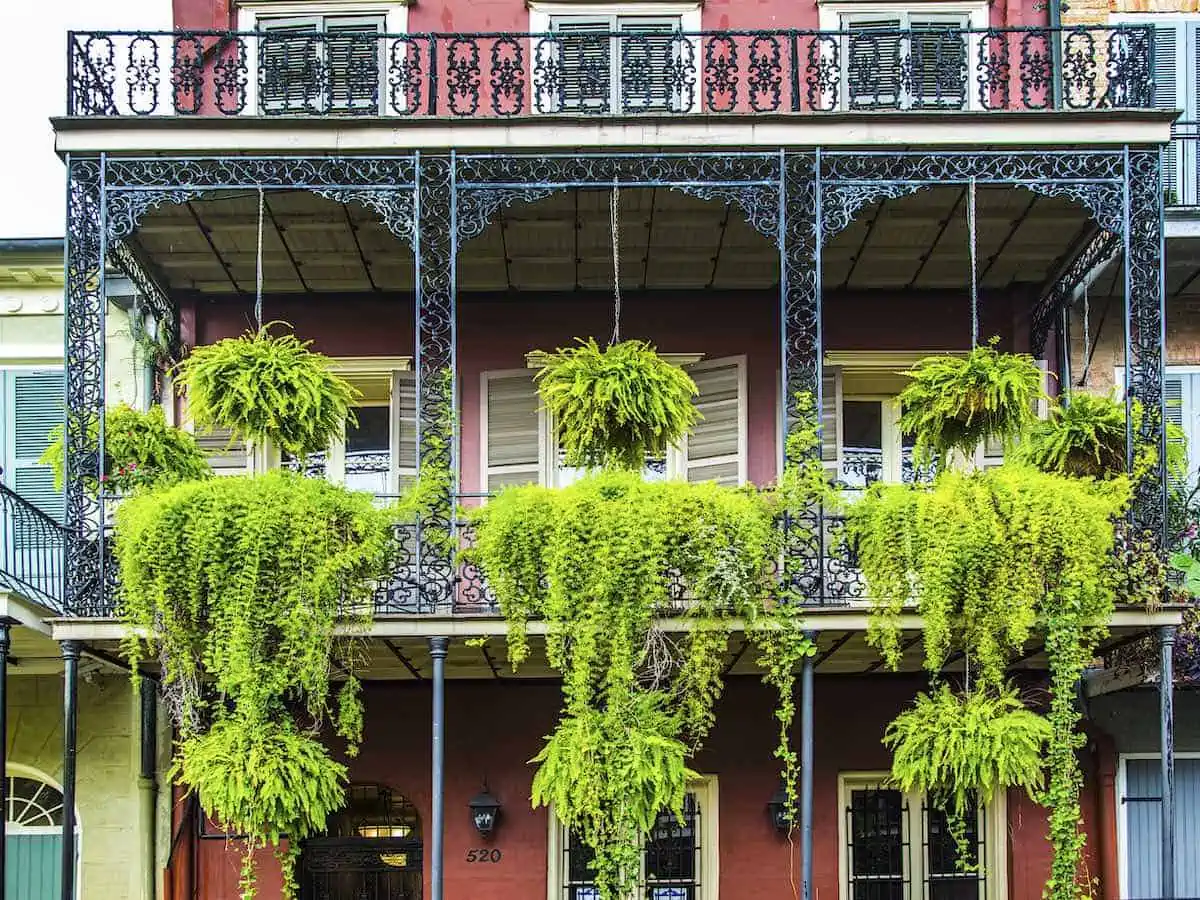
[1029,229,1120,358]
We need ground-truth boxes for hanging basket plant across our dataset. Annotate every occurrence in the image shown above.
[41,403,212,495]
[174,323,358,456]
[1018,391,1127,479]
[533,338,700,470]
[885,683,1051,866]
[897,340,1045,465]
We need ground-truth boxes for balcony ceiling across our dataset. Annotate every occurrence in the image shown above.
[126,184,1122,296]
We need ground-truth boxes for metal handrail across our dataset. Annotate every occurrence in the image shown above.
[0,482,68,613]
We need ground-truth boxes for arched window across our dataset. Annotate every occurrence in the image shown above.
[6,770,72,899]
[301,784,423,900]
[6,775,65,829]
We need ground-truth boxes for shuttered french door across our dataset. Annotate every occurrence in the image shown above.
[1122,756,1200,899]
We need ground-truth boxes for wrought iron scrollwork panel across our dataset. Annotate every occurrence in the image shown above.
[102,156,417,191]
[314,189,416,248]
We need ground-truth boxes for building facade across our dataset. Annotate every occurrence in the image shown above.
[0,0,1193,897]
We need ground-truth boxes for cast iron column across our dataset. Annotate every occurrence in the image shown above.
[800,631,817,900]
[1160,625,1176,899]
[0,617,17,891]
[430,636,449,900]
[61,639,81,900]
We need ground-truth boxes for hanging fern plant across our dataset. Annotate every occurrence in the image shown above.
[533,338,700,470]
[885,683,1051,865]
[1018,391,1128,479]
[41,403,212,494]
[897,339,1045,466]
[174,324,358,456]
[116,471,402,899]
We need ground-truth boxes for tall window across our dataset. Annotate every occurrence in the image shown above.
[842,13,970,110]
[258,14,385,115]
[553,779,717,900]
[840,776,996,900]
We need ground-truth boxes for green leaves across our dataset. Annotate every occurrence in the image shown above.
[1019,391,1128,479]
[898,340,1045,466]
[174,323,358,456]
[534,338,700,470]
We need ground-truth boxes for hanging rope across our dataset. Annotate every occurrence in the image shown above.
[254,186,265,330]
[967,178,979,349]
[610,184,621,346]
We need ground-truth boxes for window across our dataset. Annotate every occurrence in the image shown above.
[257,14,385,115]
[1113,16,1200,204]
[550,778,718,900]
[480,355,746,493]
[839,775,1003,900]
[5,769,77,899]
[817,3,988,111]
[529,4,701,114]
[1118,754,1200,900]
[1115,365,1198,486]
[0,369,63,520]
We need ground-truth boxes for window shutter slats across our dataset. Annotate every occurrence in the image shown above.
[909,18,967,108]
[11,371,64,521]
[484,371,542,491]
[685,357,745,486]
[821,366,842,473]
[195,428,249,476]
[1154,24,1182,199]
[555,21,612,112]
[259,19,323,113]
[394,371,418,482]
[325,16,383,114]
[846,18,904,108]
[618,19,677,111]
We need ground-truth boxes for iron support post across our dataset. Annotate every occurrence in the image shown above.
[430,636,449,900]
[139,684,158,900]
[800,631,817,900]
[61,639,81,900]
[1160,625,1177,899]
[0,617,17,892]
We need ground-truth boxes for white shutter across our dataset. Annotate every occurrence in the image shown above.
[7,371,64,521]
[393,371,418,487]
[909,17,968,109]
[684,356,746,486]
[325,15,383,114]
[195,428,250,476]
[822,366,843,477]
[555,20,613,112]
[1165,374,1189,484]
[482,370,543,491]
[1153,23,1184,202]
[617,18,679,112]
[258,17,323,114]
[844,17,903,109]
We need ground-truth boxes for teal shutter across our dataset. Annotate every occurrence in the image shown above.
[7,371,64,521]
[5,834,63,900]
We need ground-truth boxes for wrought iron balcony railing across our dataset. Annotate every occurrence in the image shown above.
[67,26,1154,119]
[0,483,67,614]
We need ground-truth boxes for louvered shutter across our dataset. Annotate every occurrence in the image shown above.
[845,18,903,109]
[326,16,383,114]
[556,20,613,113]
[821,366,843,477]
[483,371,543,491]
[976,360,1049,469]
[259,18,323,114]
[9,371,64,522]
[393,371,418,487]
[1165,373,1193,484]
[195,428,249,476]
[1153,23,1184,202]
[684,357,745,486]
[909,17,968,109]
[618,18,677,112]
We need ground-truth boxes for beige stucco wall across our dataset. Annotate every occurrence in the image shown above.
[5,673,145,899]
[1063,0,1200,26]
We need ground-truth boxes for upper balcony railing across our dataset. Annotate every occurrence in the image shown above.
[66,26,1155,119]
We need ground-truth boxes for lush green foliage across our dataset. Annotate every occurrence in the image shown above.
[1019,391,1128,478]
[41,403,211,493]
[116,471,399,898]
[897,341,1045,465]
[850,462,1151,900]
[534,338,700,470]
[174,324,358,456]
[467,456,819,897]
[885,684,1051,863]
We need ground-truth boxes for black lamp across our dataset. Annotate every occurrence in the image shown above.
[767,784,793,834]
[469,782,502,837]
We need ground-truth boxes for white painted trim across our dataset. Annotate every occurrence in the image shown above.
[53,113,1176,155]
[1115,751,1200,900]
[0,592,56,634]
[235,0,410,116]
[0,347,64,365]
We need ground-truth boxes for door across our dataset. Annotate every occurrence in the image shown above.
[1123,756,1200,898]
[5,774,68,900]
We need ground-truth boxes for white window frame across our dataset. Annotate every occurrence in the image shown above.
[816,0,989,112]
[528,2,702,114]
[1116,751,1200,900]
[837,772,1007,900]
[236,0,410,116]
[546,776,719,900]
[4,764,81,885]
[840,394,905,487]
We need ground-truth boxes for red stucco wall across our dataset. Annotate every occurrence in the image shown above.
[182,676,1105,900]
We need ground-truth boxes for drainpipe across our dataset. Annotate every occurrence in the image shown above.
[61,640,81,900]
[1050,0,1065,110]
[0,617,17,893]
[800,631,817,900]
[1159,625,1176,900]
[139,685,158,900]
[430,637,449,900]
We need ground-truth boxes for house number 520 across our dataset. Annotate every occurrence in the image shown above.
[466,849,502,863]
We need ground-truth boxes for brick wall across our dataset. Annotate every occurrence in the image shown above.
[1066,297,1200,393]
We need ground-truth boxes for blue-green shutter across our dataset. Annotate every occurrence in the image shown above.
[8,371,64,522]
[5,833,63,900]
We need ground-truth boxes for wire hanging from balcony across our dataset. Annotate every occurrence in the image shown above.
[610,184,621,346]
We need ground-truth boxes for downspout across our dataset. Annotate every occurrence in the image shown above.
[1050,0,1065,109]
[799,631,817,900]
[1159,626,1177,900]
[139,686,158,900]
[0,618,17,894]
[430,637,449,900]
[61,640,81,900]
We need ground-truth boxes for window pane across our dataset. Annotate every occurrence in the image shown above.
[645,793,698,897]
[848,787,906,900]
[346,406,391,493]
[926,799,982,900]
[842,400,884,488]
